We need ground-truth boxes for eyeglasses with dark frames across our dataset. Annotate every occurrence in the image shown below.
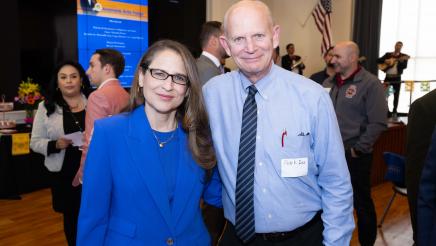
[140,63,189,86]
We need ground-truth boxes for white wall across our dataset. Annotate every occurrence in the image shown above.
[206,0,354,76]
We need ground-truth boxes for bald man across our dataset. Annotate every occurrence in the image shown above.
[203,1,354,245]
[323,41,388,246]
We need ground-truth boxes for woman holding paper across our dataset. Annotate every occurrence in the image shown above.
[30,60,91,246]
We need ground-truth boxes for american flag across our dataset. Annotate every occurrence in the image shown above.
[312,0,332,55]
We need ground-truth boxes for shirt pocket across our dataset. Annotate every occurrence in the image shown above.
[280,129,311,158]
[285,135,310,153]
[265,127,312,177]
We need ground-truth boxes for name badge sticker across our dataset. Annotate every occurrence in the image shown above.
[281,157,308,177]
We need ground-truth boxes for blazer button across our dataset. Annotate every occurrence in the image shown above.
[166,238,174,245]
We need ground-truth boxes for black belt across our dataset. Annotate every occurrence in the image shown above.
[256,211,322,242]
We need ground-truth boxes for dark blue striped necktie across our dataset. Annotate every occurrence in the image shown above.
[235,85,258,243]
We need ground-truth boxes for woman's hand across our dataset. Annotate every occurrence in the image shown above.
[56,137,72,149]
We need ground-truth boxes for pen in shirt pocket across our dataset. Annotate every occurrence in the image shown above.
[281,129,287,147]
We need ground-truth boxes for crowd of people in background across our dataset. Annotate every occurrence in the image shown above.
[26,0,436,246]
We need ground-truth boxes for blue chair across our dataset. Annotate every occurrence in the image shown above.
[378,152,407,227]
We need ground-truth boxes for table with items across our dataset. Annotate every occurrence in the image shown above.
[0,123,50,199]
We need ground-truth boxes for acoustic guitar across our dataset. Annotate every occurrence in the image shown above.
[291,59,303,70]
[378,54,410,72]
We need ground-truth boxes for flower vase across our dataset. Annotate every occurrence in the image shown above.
[24,109,34,124]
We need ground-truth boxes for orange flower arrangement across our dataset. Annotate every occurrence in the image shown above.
[14,77,44,123]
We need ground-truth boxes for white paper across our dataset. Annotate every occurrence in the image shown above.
[281,157,308,177]
[63,131,84,147]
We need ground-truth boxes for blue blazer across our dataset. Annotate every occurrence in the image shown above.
[77,106,221,246]
[418,125,436,246]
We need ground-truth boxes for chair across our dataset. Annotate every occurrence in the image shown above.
[378,152,407,227]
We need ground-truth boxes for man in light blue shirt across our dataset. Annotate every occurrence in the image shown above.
[202,1,354,245]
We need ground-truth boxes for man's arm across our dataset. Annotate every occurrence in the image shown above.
[397,54,409,71]
[376,52,389,64]
[73,92,110,186]
[405,96,436,225]
[406,99,434,178]
[313,92,355,245]
[417,126,436,245]
[354,79,388,153]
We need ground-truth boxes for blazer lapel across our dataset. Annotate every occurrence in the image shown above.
[171,128,200,225]
[125,106,174,231]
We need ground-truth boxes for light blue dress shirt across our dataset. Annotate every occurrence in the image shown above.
[203,64,355,245]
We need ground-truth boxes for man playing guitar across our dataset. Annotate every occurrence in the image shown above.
[281,43,306,75]
[377,41,410,117]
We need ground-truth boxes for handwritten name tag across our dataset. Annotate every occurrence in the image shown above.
[281,157,308,177]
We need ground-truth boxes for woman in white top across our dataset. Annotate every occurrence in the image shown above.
[30,60,91,246]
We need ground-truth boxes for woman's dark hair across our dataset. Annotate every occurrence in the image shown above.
[129,39,216,170]
[44,60,92,116]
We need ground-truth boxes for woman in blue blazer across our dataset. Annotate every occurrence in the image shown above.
[77,40,222,246]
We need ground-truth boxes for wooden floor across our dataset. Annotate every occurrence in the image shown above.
[351,183,413,246]
[0,189,66,246]
[0,182,413,246]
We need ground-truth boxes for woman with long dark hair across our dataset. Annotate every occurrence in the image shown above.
[30,60,91,245]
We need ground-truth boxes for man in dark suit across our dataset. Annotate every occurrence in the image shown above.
[377,41,409,116]
[281,43,305,75]
[406,89,436,244]
[417,125,436,246]
[196,21,227,245]
[196,21,228,86]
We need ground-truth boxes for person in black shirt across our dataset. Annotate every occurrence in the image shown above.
[377,41,410,116]
[310,46,335,85]
[281,43,305,75]
[30,61,91,246]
